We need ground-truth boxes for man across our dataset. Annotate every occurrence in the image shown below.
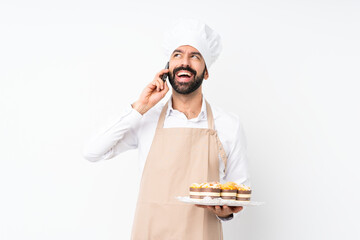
[83,19,249,240]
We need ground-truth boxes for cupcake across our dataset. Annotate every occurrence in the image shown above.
[220,182,238,200]
[189,182,221,199]
[236,184,251,201]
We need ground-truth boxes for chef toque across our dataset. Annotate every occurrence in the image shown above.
[162,18,222,69]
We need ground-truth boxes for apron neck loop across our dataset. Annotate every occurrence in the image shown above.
[156,101,169,129]
[205,100,215,130]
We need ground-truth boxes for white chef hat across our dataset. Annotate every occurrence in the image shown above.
[162,18,222,69]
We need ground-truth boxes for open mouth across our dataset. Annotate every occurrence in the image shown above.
[176,71,193,82]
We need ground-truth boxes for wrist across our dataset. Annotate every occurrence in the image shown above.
[132,101,149,115]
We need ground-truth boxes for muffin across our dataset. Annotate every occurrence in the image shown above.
[220,182,238,200]
[236,184,251,201]
[189,182,221,199]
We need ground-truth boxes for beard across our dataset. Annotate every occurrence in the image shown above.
[168,66,206,95]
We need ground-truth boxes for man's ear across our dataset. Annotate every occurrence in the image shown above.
[204,68,209,80]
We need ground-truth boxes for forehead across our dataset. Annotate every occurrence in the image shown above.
[172,45,202,55]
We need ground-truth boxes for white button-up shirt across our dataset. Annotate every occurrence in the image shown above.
[83,96,250,187]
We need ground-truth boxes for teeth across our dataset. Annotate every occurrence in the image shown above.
[177,71,191,77]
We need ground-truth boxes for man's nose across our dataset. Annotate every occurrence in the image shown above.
[180,56,191,67]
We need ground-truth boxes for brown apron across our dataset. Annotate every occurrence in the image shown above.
[131,100,228,240]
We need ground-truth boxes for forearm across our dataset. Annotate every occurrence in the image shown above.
[132,101,152,115]
[83,105,142,162]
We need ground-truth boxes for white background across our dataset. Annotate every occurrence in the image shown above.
[1,0,360,239]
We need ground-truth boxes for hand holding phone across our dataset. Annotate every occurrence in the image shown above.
[132,64,170,115]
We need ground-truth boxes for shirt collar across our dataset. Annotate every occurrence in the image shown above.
[166,95,207,121]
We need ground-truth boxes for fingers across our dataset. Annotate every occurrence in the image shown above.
[148,79,162,93]
[157,69,170,84]
[158,68,170,77]
[204,205,217,213]
[222,205,243,212]
[231,206,243,213]
[194,205,217,211]
[199,205,243,217]
[214,205,224,215]
[195,204,208,209]
[222,205,229,211]
[136,69,170,113]
[152,69,169,92]
[204,205,226,216]
[151,79,162,92]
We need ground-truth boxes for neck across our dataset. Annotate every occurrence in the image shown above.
[171,87,203,119]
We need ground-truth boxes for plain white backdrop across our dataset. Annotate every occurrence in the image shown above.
[1,0,360,239]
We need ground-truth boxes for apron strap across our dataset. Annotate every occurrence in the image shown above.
[205,100,228,173]
[156,101,169,129]
[216,134,228,174]
[205,100,214,130]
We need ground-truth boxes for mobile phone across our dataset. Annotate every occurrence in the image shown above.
[161,62,169,82]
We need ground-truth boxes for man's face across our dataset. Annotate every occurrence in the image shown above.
[168,45,208,95]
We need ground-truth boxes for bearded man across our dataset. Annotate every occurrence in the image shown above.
[83,19,250,240]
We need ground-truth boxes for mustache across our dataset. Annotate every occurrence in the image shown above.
[173,66,197,76]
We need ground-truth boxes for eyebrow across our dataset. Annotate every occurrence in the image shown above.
[172,49,203,58]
